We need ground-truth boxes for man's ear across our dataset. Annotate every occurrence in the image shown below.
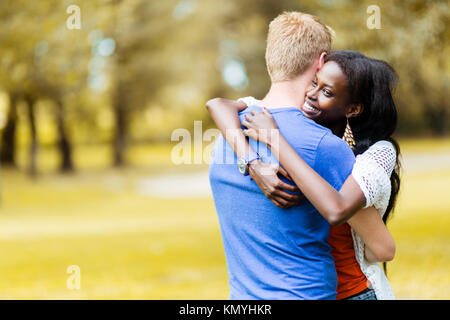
[317,52,327,71]
[347,104,363,118]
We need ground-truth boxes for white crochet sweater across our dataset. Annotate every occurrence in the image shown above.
[351,140,396,300]
[238,97,396,300]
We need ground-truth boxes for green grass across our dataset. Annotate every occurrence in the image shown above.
[1,139,449,299]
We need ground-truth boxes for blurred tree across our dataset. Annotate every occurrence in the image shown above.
[0,92,18,167]
[0,0,448,176]
[24,93,38,177]
[0,0,92,173]
[81,0,173,166]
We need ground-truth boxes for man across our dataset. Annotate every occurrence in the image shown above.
[208,12,355,299]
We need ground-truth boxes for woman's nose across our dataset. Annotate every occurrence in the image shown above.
[306,86,318,100]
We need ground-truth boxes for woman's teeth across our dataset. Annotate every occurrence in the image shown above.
[303,102,319,112]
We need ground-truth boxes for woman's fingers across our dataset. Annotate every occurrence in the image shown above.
[271,193,302,208]
[271,196,290,208]
[276,179,301,193]
[242,119,251,128]
[243,128,259,140]
[248,110,266,119]
[243,115,257,129]
[262,107,272,117]
[267,195,285,208]
[270,198,285,208]
[273,189,304,202]
[277,166,293,182]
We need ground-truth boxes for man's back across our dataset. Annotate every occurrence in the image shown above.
[209,105,355,299]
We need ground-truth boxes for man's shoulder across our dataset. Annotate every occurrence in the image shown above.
[320,132,354,153]
[313,132,355,190]
[277,109,331,134]
[276,111,333,147]
[316,132,355,170]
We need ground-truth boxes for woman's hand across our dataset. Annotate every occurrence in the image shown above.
[248,159,303,209]
[242,108,280,146]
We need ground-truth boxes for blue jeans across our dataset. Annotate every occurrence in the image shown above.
[345,289,377,300]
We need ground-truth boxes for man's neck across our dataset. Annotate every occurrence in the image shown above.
[259,74,313,110]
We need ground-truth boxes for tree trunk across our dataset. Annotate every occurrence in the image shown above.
[113,82,127,167]
[0,92,18,167]
[430,106,448,136]
[55,98,74,172]
[25,94,38,178]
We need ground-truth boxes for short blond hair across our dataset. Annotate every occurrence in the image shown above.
[265,11,335,82]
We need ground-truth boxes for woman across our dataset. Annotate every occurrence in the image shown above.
[206,50,401,300]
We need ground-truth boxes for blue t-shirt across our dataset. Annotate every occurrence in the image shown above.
[209,105,355,300]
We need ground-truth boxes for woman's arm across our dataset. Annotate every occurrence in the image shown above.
[242,109,365,226]
[348,206,396,262]
[271,131,365,225]
[205,98,302,208]
[242,109,397,260]
[205,98,250,159]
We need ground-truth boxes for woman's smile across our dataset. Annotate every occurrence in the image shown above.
[301,99,321,118]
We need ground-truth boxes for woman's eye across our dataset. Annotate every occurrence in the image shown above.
[323,89,333,97]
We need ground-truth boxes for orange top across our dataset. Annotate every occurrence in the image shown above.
[329,223,368,300]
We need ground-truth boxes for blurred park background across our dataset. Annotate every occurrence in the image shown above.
[0,0,449,299]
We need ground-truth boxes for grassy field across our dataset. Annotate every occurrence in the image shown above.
[1,139,449,299]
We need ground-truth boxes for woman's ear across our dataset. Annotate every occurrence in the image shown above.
[347,104,363,118]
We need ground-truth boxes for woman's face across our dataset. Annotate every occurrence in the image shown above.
[300,61,352,127]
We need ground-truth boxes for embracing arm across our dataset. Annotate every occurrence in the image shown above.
[348,206,396,262]
[205,98,250,158]
[273,136,396,263]
[205,98,302,208]
[242,110,397,258]
[268,132,365,226]
[242,109,365,226]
